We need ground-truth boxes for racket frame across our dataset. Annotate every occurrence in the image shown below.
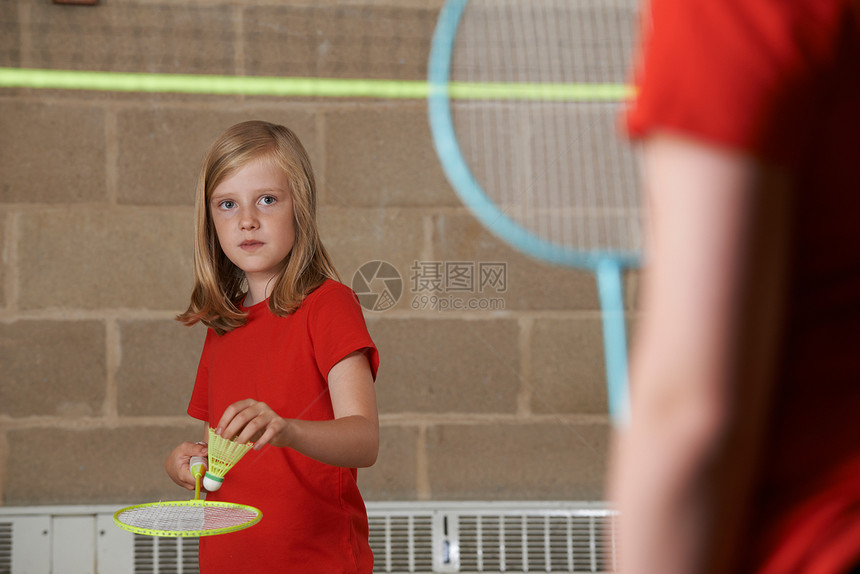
[428,0,636,424]
[113,498,262,538]
[113,456,261,537]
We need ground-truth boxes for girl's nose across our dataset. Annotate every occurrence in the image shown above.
[239,208,259,231]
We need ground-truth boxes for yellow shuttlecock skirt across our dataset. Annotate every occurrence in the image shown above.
[204,427,254,488]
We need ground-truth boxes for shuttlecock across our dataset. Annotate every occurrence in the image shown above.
[204,427,254,492]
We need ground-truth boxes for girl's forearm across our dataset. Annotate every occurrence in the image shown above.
[280,414,379,468]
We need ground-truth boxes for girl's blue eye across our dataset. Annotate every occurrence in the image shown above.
[260,196,276,206]
[221,201,236,209]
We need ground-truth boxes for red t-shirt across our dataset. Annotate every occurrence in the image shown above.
[187,280,379,574]
[628,1,860,572]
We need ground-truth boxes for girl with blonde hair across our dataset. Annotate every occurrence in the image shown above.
[166,120,379,573]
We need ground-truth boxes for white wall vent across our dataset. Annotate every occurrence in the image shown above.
[369,509,435,572]
[368,502,617,573]
[131,536,199,574]
[0,502,617,573]
[445,511,618,573]
[1,521,13,573]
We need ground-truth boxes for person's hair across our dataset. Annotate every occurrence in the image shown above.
[177,120,339,334]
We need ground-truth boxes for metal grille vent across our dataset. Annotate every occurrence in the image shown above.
[369,503,617,574]
[133,535,199,574]
[0,522,12,574]
[370,513,435,573]
[0,502,616,573]
[454,513,617,573]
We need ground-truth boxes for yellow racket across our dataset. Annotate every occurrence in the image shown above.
[113,458,261,537]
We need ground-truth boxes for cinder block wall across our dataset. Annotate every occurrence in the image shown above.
[0,0,628,506]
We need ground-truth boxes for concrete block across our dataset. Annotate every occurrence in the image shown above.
[3,423,201,505]
[323,106,458,207]
[359,425,419,501]
[625,268,641,310]
[116,108,318,206]
[0,101,107,204]
[319,208,426,313]
[116,320,207,417]
[432,213,601,311]
[0,320,105,417]
[243,5,436,81]
[425,422,609,500]
[17,208,193,311]
[26,2,236,74]
[368,318,521,413]
[0,213,5,309]
[0,2,20,67]
[530,318,608,415]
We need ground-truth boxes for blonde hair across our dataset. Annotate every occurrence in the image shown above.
[177,120,339,334]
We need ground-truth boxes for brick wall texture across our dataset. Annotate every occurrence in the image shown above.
[0,0,635,506]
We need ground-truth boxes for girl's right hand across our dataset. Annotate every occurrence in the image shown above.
[165,441,208,490]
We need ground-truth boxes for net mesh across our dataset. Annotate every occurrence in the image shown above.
[449,0,642,257]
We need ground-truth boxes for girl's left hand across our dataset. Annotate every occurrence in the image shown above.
[215,399,292,450]
[214,352,378,466]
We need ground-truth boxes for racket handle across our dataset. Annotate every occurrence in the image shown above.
[190,456,207,501]
[190,456,207,479]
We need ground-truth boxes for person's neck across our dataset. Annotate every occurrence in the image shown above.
[244,273,277,307]
[243,284,268,307]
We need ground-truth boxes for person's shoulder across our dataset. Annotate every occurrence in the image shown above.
[303,279,360,309]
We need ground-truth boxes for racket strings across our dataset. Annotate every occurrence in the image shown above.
[450,0,642,256]
[604,0,642,252]
[115,501,261,537]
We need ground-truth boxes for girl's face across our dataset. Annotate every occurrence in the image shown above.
[209,157,296,304]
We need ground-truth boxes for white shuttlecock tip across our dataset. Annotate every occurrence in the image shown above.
[203,472,224,492]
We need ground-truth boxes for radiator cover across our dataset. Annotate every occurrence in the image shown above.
[0,501,617,573]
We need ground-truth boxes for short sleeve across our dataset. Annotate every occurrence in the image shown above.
[187,329,213,422]
[626,0,847,163]
[306,281,380,382]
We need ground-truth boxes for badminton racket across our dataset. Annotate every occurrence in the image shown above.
[428,0,642,425]
[113,457,261,537]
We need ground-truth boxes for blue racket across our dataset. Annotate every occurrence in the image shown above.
[428,0,642,425]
